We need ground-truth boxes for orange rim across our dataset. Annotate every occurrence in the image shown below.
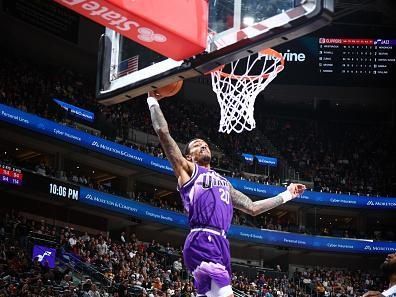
[210,48,285,80]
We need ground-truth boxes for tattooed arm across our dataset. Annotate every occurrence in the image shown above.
[230,183,306,216]
[230,186,284,216]
[147,93,194,185]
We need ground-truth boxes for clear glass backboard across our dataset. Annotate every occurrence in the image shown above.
[97,0,333,105]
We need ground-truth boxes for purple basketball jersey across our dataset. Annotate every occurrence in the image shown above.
[179,164,233,231]
[179,164,234,294]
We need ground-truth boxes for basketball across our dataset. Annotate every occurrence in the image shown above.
[155,81,183,98]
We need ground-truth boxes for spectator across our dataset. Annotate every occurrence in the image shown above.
[3,53,394,197]
[173,257,183,273]
[96,239,108,256]
[68,234,77,247]
[88,283,101,297]
[120,231,126,244]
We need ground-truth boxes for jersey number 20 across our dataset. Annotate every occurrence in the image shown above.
[219,188,230,204]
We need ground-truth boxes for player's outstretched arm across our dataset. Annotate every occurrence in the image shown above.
[230,183,306,216]
[147,92,194,184]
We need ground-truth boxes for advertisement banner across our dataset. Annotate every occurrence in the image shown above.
[79,187,188,228]
[241,153,254,164]
[0,104,172,175]
[1,104,395,210]
[228,225,396,255]
[256,155,278,167]
[53,98,95,122]
[53,0,208,61]
[229,178,396,210]
[79,187,396,254]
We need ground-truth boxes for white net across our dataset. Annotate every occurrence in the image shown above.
[211,49,283,134]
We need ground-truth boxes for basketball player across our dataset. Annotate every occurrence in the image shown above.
[363,253,396,297]
[147,92,306,297]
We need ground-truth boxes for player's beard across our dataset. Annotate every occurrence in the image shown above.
[196,153,211,166]
[201,154,211,164]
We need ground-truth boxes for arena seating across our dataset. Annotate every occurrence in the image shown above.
[0,210,388,297]
[1,53,394,197]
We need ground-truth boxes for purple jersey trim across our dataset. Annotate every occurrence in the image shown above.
[177,163,198,192]
[181,163,199,189]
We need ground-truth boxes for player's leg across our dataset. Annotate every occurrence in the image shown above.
[183,233,212,295]
[206,235,233,297]
[184,232,233,296]
[191,261,233,297]
[207,280,233,297]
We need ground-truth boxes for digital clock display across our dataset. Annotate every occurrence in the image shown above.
[11,171,81,201]
[0,164,23,186]
[49,182,79,200]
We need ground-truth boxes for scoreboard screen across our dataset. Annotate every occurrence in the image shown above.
[0,165,79,201]
[272,37,395,87]
[317,38,395,77]
[0,164,23,186]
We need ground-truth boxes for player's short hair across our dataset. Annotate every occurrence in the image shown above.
[183,138,202,156]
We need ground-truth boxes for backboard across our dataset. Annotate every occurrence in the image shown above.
[96,0,334,105]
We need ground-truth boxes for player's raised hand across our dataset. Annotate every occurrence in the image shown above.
[287,183,306,199]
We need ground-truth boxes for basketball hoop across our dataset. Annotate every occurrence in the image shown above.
[210,48,284,134]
